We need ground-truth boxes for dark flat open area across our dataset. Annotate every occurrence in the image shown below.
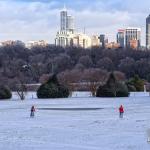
[38,108,103,111]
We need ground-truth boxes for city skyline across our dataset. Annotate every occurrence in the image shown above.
[0,0,149,45]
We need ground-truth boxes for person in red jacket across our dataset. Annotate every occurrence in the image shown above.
[119,105,124,118]
[30,105,35,118]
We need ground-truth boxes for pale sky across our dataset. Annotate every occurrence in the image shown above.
[0,0,149,45]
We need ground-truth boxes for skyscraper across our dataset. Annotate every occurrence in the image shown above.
[55,6,91,48]
[60,6,68,31]
[117,29,125,48]
[146,14,150,49]
[67,15,74,33]
[98,34,108,48]
[57,6,75,47]
[60,6,74,33]
[125,27,141,49]
[99,34,106,48]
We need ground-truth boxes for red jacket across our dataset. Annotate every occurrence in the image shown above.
[119,105,124,113]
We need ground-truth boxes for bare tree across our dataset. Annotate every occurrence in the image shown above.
[15,70,27,100]
[58,69,108,97]
[58,70,81,96]
[39,74,51,84]
[83,69,108,96]
[16,80,27,100]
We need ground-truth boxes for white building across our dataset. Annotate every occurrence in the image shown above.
[72,33,92,48]
[60,6,74,33]
[26,40,48,49]
[91,35,100,47]
[55,6,92,48]
[55,30,74,47]
[55,31,92,49]
[60,6,68,31]
[67,15,74,33]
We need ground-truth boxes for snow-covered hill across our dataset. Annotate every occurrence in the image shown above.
[0,94,150,149]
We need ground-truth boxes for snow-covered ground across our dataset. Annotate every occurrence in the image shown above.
[0,93,150,150]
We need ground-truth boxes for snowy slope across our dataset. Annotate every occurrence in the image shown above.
[0,94,150,149]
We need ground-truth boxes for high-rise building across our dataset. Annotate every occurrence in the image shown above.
[60,6,68,31]
[55,6,92,48]
[117,29,125,48]
[60,6,74,33]
[146,14,150,49]
[67,15,74,33]
[125,27,141,49]
[99,34,106,48]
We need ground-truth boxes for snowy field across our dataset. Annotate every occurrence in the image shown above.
[0,92,150,150]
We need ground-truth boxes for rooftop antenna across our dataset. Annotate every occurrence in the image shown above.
[63,3,67,11]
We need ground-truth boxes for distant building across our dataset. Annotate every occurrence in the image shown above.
[55,31,91,49]
[55,30,73,47]
[125,27,141,48]
[0,40,25,47]
[117,29,125,48]
[60,6,68,31]
[99,34,107,48]
[91,35,100,47]
[67,15,74,33]
[105,42,120,49]
[55,6,92,48]
[72,33,91,48]
[146,14,150,49]
[26,40,48,49]
[129,39,138,49]
[15,40,25,47]
[60,5,74,33]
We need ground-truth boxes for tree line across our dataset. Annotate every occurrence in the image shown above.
[0,45,150,90]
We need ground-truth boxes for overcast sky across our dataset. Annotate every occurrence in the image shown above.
[0,0,149,45]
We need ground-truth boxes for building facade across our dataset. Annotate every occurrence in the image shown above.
[26,40,48,49]
[55,6,92,48]
[67,15,74,33]
[129,39,138,49]
[105,42,120,49]
[125,27,141,49]
[0,40,25,47]
[146,14,150,49]
[117,29,125,48]
[60,7,68,31]
[72,33,92,48]
[99,34,107,48]
[55,31,92,49]
[91,35,100,47]
[55,30,74,47]
[60,6,74,33]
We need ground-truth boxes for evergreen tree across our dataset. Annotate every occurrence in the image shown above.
[127,75,144,91]
[96,72,129,97]
[0,86,12,100]
[37,74,69,99]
